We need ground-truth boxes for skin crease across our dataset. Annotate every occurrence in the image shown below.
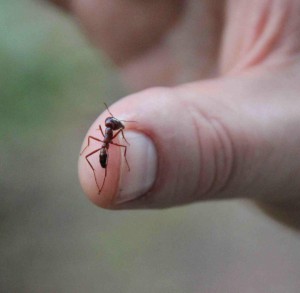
[48,0,300,227]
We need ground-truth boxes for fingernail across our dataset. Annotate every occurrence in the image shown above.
[116,131,157,204]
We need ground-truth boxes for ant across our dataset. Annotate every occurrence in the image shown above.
[80,103,135,194]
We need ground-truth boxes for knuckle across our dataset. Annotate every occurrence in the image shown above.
[190,109,237,199]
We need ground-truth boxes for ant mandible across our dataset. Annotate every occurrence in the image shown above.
[80,103,135,194]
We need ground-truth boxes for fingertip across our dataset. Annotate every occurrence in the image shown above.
[78,90,184,209]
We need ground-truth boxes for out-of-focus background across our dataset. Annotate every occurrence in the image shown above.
[1,1,300,293]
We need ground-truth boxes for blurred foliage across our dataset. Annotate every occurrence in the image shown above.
[0,0,121,145]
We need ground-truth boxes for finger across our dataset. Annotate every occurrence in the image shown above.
[70,0,184,65]
[45,0,71,11]
[46,0,224,90]
[78,73,300,209]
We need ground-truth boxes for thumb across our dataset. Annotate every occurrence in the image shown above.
[78,73,300,209]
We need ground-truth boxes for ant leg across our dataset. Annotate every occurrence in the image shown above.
[85,148,102,193]
[112,129,130,145]
[96,125,107,139]
[120,129,130,145]
[80,136,103,155]
[98,153,108,195]
[111,142,130,171]
[99,125,105,138]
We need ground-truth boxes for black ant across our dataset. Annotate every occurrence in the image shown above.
[80,103,135,194]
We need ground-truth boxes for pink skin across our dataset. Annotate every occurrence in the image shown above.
[51,0,300,223]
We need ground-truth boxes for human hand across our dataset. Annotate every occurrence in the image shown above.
[50,0,300,223]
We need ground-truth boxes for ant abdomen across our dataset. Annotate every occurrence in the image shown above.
[100,148,108,168]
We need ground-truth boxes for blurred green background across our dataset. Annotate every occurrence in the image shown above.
[1,1,300,293]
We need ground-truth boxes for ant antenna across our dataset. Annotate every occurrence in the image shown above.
[120,120,137,123]
[104,103,137,123]
[104,103,114,117]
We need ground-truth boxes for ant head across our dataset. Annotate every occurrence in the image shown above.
[105,117,124,130]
